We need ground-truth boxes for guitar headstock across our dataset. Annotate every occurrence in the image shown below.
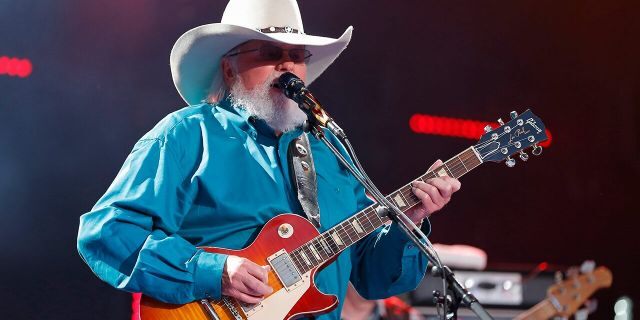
[548,266,613,317]
[474,109,548,166]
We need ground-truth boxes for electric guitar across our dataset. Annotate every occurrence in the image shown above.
[516,266,613,319]
[140,110,548,320]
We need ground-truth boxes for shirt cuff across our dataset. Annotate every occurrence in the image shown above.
[193,251,229,300]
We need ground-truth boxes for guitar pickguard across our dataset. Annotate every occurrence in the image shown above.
[242,271,312,319]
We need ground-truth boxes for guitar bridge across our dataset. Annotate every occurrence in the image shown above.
[267,249,303,291]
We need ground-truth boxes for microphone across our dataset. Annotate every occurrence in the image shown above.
[278,72,346,139]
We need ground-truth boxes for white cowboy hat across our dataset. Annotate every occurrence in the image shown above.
[170,0,353,105]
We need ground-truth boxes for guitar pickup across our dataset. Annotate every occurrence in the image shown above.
[267,249,303,291]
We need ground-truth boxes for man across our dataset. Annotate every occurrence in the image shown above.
[77,0,461,319]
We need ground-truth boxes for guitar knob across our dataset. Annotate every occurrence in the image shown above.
[497,118,505,125]
[510,111,518,119]
[505,157,516,167]
[484,125,493,133]
[532,144,543,156]
[519,151,529,161]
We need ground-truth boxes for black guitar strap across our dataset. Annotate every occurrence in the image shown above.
[288,133,321,229]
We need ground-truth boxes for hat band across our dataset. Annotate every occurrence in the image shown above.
[256,26,305,35]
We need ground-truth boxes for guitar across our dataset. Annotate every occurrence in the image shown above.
[140,110,548,320]
[516,266,613,319]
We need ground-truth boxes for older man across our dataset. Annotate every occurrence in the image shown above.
[77,0,460,319]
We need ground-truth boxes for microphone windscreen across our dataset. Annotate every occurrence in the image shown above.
[278,72,305,100]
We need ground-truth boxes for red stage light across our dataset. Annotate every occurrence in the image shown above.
[536,261,549,271]
[0,56,32,78]
[409,113,552,147]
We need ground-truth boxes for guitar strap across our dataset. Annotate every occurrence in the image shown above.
[288,133,321,229]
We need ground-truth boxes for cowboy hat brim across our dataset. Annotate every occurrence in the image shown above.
[170,24,353,105]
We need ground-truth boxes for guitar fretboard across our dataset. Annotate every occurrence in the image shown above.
[288,147,482,274]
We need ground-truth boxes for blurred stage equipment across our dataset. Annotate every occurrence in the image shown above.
[412,263,612,320]
[432,244,488,271]
[614,296,633,320]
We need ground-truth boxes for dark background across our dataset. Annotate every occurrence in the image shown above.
[1,0,638,318]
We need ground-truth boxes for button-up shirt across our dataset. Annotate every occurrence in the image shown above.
[77,99,429,319]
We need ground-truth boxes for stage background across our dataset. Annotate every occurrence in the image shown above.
[1,0,638,318]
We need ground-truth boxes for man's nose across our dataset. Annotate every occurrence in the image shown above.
[275,59,296,72]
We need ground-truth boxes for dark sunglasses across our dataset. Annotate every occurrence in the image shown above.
[225,45,312,63]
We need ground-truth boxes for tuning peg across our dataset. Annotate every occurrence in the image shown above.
[510,111,518,119]
[497,118,505,125]
[505,156,516,167]
[519,151,529,161]
[532,144,543,156]
[554,271,564,284]
[580,260,596,273]
[484,125,492,133]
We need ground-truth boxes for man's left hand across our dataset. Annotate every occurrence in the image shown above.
[406,159,461,224]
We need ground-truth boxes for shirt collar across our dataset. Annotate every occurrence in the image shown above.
[216,95,304,141]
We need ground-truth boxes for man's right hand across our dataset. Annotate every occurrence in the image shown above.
[222,255,273,304]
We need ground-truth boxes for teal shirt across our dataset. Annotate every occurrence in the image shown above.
[77,100,429,319]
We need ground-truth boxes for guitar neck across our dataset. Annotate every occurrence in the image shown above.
[288,147,483,274]
[514,300,558,320]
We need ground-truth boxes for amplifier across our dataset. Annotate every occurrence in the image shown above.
[410,269,555,309]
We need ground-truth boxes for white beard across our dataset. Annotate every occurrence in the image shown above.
[229,73,307,133]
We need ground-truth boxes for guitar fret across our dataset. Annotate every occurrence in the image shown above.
[351,217,364,234]
[402,189,420,207]
[331,229,345,247]
[299,250,312,266]
[361,210,376,231]
[457,155,468,172]
[341,222,355,244]
[324,233,340,253]
[318,236,334,256]
[447,158,461,178]
[302,245,317,266]
[290,251,304,272]
[372,207,384,224]
[391,191,407,208]
[366,210,379,230]
[442,162,455,178]
[296,251,308,272]
[311,239,328,260]
[308,242,322,261]
[454,156,469,176]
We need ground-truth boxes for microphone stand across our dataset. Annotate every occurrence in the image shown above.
[301,107,494,320]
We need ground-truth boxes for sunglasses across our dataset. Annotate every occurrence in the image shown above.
[225,45,312,63]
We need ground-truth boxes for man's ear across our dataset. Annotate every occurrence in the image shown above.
[221,58,235,86]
